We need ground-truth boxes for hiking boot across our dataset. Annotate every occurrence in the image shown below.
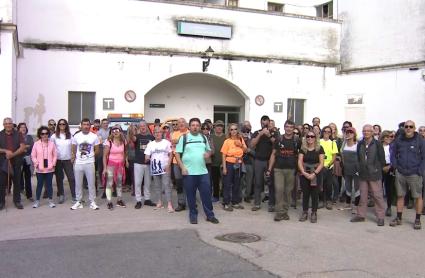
[414,219,422,230]
[377,219,384,226]
[310,212,317,223]
[223,204,233,211]
[389,217,402,227]
[116,200,126,208]
[299,211,308,222]
[350,215,365,222]
[135,201,142,209]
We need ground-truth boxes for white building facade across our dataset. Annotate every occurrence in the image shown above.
[0,0,424,133]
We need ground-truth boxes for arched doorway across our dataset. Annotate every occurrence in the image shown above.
[144,73,248,126]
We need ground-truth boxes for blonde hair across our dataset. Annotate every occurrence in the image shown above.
[301,132,321,153]
[226,123,242,140]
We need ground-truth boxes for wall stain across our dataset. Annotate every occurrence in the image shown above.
[24,94,46,134]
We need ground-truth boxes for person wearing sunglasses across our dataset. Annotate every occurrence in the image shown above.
[298,131,324,223]
[145,126,174,212]
[221,123,247,211]
[351,124,386,226]
[390,120,425,230]
[103,125,127,210]
[31,126,57,208]
[51,119,76,203]
[320,126,339,210]
[340,127,360,211]
[47,119,56,137]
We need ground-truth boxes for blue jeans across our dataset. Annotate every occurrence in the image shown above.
[183,174,215,221]
[36,172,54,201]
[223,163,241,205]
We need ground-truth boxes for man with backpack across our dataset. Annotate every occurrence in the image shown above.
[267,119,301,221]
[350,124,386,226]
[175,118,219,225]
[390,120,425,230]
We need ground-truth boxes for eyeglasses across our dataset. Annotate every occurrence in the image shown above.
[201,128,210,131]
[306,135,316,138]
[48,123,56,126]
[293,132,299,135]
[389,135,395,138]
[172,124,178,126]
[404,125,415,129]
[41,132,49,135]
[112,129,121,133]
[345,130,354,134]
[230,128,238,131]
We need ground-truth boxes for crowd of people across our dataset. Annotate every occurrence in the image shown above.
[0,115,424,228]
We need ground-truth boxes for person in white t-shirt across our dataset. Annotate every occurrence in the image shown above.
[145,126,174,212]
[70,118,100,210]
[50,119,76,203]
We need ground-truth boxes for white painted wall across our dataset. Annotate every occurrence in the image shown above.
[0,0,12,22]
[144,73,246,123]
[17,0,340,64]
[339,0,425,70]
[0,31,14,121]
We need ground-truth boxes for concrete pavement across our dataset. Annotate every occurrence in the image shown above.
[1,188,424,278]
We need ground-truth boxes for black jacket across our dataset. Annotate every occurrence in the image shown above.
[357,138,385,181]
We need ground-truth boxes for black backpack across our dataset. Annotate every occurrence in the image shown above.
[180,134,207,158]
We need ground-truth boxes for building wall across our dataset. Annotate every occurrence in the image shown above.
[17,0,340,64]
[339,0,425,70]
[0,0,12,22]
[0,31,14,121]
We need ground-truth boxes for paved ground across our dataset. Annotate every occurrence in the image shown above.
[1,187,425,278]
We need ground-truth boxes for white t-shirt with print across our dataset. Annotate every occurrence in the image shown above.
[144,139,172,175]
[72,132,100,164]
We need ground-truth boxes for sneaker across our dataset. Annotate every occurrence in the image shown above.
[385,207,392,217]
[350,215,365,222]
[58,195,65,204]
[414,219,422,230]
[32,200,40,208]
[207,217,219,224]
[107,202,113,210]
[144,200,156,206]
[377,219,384,226]
[135,201,142,209]
[326,201,333,210]
[70,201,83,210]
[251,205,261,211]
[232,203,244,209]
[48,200,56,208]
[310,212,317,223]
[90,202,100,210]
[299,211,308,222]
[223,204,233,211]
[389,217,402,227]
[116,200,126,208]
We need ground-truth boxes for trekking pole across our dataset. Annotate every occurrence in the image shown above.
[5,159,11,213]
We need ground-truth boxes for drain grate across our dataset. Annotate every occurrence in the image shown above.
[215,232,261,243]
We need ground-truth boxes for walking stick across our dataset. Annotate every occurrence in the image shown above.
[5,159,11,212]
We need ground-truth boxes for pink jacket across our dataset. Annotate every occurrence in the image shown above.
[31,140,57,173]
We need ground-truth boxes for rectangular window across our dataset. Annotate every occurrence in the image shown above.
[68,91,96,125]
[227,0,238,7]
[267,2,283,12]
[316,1,333,18]
[287,99,305,125]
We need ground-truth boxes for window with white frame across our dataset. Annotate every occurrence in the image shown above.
[316,1,333,19]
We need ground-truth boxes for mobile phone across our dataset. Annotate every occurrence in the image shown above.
[43,159,48,168]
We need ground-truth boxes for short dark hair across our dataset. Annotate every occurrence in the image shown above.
[342,121,352,127]
[94,119,100,124]
[284,119,295,126]
[101,118,108,123]
[37,125,50,139]
[81,118,91,124]
[17,123,28,134]
[261,115,270,122]
[189,118,201,126]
